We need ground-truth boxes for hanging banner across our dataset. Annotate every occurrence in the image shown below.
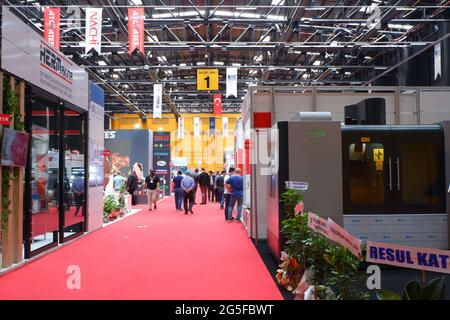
[328,218,363,259]
[222,117,228,137]
[194,117,200,137]
[128,8,145,54]
[153,83,162,119]
[434,43,441,80]
[44,7,60,49]
[178,117,184,139]
[226,67,238,98]
[213,94,222,115]
[85,8,102,54]
[209,117,216,135]
[366,241,450,274]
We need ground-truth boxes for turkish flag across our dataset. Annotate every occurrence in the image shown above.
[128,8,145,54]
[213,94,222,115]
[44,7,60,49]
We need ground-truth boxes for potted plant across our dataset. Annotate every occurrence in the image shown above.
[117,184,129,217]
[103,194,117,223]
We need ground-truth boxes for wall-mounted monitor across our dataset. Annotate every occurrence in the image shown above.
[1,128,30,167]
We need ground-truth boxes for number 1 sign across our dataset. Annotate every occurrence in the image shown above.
[197,69,219,91]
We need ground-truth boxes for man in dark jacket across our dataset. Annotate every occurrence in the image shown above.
[127,169,138,205]
[208,171,215,202]
[191,168,200,204]
[215,171,225,209]
[198,168,210,204]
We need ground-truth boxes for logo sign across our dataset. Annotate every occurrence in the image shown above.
[44,7,60,49]
[226,67,238,98]
[367,241,450,274]
[213,94,222,115]
[285,181,308,191]
[104,131,116,139]
[153,83,162,119]
[197,69,219,91]
[128,8,145,54]
[40,40,74,85]
[0,114,11,125]
[157,160,166,167]
[103,150,110,157]
[85,8,102,54]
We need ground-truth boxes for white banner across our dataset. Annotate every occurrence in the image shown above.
[194,117,200,137]
[434,43,441,80]
[222,117,228,137]
[153,83,162,119]
[85,8,102,54]
[367,241,450,274]
[226,67,238,98]
[307,212,331,239]
[328,218,363,259]
[178,117,184,139]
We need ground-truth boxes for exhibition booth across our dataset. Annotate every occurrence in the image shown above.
[0,8,104,268]
[240,85,450,258]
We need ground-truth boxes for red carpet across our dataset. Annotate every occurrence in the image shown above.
[0,193,283,300]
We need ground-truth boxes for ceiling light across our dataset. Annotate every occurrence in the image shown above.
[131,0,143,5]
[213,61,224,66]
[134,123,141,129]
[154,7,176,10]
[112,74,119,79]
[197,62,205,66]
[271,0,285,5]
[98,61,107,66]
[232,63,241,67]
[113,68,126,72]
[236,7,257,10]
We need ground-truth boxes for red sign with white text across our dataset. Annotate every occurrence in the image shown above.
[44,7,60,49]
[128,8,145,54]
[0,114,11,125]
[213,94,222,115]
[104,150,110,157]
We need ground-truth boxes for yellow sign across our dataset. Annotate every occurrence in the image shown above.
[373,148,384,162]
[197,69,219,91]
[361,137,371,143]
[375,161,383,171]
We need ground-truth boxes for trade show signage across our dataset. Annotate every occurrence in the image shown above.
[197,69,219,91]
[153,132,171,196]
[1,8,89,111]
[44,7,61,49]
[178,117,184,139]
[0,114,11,125]
[194,117,200,137]
[285,181,309,191]
[226,67,238,98]
[153,83,163,119]
[434,43,441,80]
[128,8,145,54]
[366,241,450,274]
[85,8,103,54]
[222,117,229,137]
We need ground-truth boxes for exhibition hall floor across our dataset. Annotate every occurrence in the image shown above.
[0,194,282,300]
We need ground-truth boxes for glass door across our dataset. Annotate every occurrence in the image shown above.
[25,94,60,257]
[342,128,395,214]
[393,127,446,214]
[61,107,87,241]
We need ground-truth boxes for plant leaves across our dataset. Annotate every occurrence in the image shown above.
[421,277,445,300]
[402,280,422,300]
[377,290,401,300]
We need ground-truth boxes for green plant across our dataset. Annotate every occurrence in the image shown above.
[281,189,303,218]
[377,277,446,300]
[324,245,370,300]
[103,195,118,218]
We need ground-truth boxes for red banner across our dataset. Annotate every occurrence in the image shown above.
[44,7,60,49]
[213,94,222,115]
[0,114,11,125]
[128,8,145,54]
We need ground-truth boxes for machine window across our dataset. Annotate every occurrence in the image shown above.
[348,143,385,205]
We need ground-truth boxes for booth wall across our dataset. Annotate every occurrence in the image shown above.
[87,83,104,232]
[112,113,240,172]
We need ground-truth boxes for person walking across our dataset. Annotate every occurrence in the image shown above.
[215,171,220,202]
[225,167,243,222]
[181,171,196,214]
[72,172,84,216]
[191,168,200,204]
[145,170,160,211]
[208,171,215,202]
[223,167,235,221]
[172,171,184,211]
[215,170,225,209]
[198,168,210,204]
[126,169,138,206]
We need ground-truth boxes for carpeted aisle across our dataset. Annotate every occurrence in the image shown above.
[0,193,283,300]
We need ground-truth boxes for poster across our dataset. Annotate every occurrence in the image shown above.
[153,132,171,196]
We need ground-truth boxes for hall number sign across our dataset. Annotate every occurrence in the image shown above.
[197,69,219,91]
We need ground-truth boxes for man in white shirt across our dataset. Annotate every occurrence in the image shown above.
[223,167,235,221]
